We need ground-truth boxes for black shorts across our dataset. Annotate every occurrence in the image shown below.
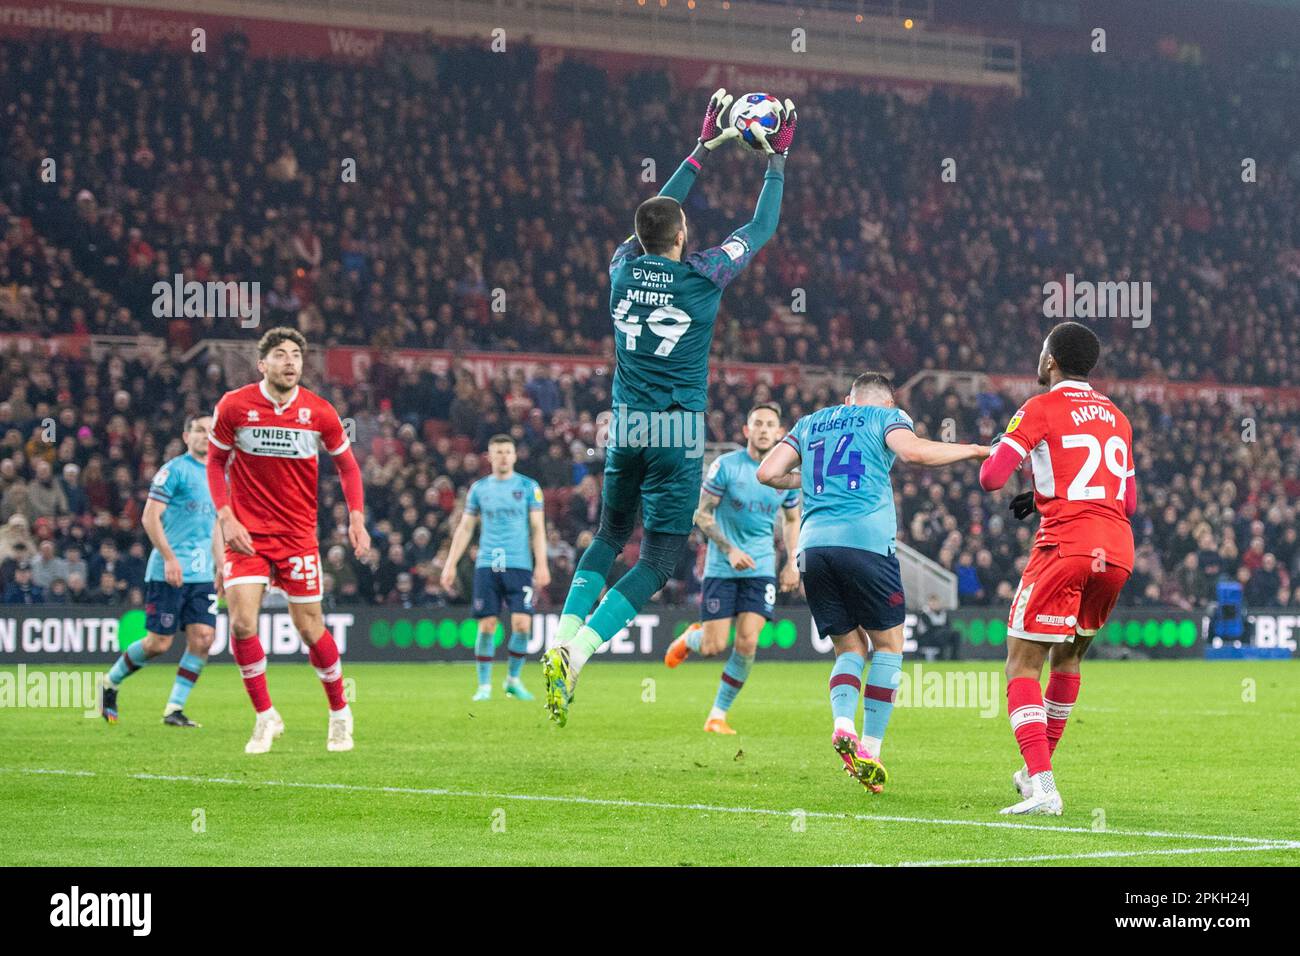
[800,547,906,637]
[700,576,777,621]
[144,581,216,636]
[472,567,535,619]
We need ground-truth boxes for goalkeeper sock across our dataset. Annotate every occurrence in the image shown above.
[862,651,903,756]
[566,561,662,672]
[556,539,617,644]
[829,652,865,735]
[567,625,604,673]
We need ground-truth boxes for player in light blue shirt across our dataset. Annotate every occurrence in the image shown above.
[441,435,550,701]
[759,373,989,792]
[100,416,223,728]
[663,404,800,734]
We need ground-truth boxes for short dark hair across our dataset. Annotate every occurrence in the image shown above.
[850,372,894,397]
[634,196,685,255]
[488,434,515,448]
[1046,322,1101,378]
[258,326,307,358]
[748,402,782,422]
[183,414,211,433]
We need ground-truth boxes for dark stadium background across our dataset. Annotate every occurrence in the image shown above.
[1,0,1298,662]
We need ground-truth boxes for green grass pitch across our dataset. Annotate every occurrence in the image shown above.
[2,660,1297,866]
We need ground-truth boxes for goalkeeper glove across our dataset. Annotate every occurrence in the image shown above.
[750,99,798,156]
[698,88,739,151]
[1009,491,1037,521]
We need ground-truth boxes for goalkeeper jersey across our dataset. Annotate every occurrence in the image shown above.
[608,160,784,413]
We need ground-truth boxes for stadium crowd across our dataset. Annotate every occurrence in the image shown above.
[2,38,1298,384]
[1,37,1298,612]
[0,348,1296,613]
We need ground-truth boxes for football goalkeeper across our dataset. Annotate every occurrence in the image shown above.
[541,89,796,726]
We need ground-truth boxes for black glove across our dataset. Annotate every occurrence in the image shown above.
[1009,490,1037,521]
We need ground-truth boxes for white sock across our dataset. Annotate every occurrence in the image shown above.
[566,625,604,673]
[833,716,856,735]
[1031,770,1057,795]
[331,704,351,720]
[163,703,181,716]
[261,706,280,722]
[708,706,727,722]
[862,735,883,757]
[555,613,584,646]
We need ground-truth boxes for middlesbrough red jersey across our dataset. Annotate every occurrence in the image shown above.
[999,380,1135,571]
[209,381,350,540]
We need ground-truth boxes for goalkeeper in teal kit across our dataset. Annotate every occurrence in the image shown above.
[542,89,796,725]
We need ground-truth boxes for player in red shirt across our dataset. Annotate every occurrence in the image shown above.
[979,322,1137,815]
[206,327,370,754]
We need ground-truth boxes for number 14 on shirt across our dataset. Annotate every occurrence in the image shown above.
[809,434,865,494]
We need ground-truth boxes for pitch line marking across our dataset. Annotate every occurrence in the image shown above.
[885,843,1300,866]
[1082,706,1262,718]
[6,766,1298,850]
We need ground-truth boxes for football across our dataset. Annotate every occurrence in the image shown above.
[728,92,783,150]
